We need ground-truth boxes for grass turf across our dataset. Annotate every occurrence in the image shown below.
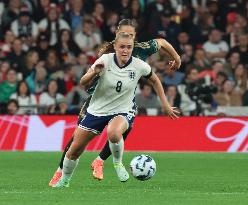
[0,152,247,205]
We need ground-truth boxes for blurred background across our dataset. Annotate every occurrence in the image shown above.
[0,0,248,152]
[0,0,247,117]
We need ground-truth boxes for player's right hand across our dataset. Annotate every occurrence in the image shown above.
[94,63,104,74]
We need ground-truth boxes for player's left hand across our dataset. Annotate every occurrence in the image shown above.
[162,106,180,119]
[168,58,181,71]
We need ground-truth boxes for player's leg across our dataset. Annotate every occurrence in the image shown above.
[99,127,131,160]
[91,127,131,180]
[53,127,96,187]
[48,136,74,186]
[107,115,130,182]
[48,100,88,186]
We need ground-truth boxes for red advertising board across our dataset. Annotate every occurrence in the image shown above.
[0,115,247,152]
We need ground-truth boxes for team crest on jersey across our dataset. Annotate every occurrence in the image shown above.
[128,71,136,80]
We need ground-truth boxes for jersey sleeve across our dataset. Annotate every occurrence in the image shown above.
[141,62,152,79]
[90,54,109,76]
[134,39,159,61]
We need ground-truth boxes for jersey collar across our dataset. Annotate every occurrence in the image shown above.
[114,53,132,69]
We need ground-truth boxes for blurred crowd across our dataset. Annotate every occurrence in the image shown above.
[0,0,247,116]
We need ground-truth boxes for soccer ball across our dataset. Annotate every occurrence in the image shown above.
[130,154,156,181]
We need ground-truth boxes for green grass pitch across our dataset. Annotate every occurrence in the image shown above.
[0,152,248,205]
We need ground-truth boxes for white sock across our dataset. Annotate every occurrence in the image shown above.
[56,167,62,172]
[109,137,124,164]
[96,156,104,161]
[62,156,79,180]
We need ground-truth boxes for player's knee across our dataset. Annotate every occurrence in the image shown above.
[67,148,81,160]
[107,129,121,143]
[68,152,80,160]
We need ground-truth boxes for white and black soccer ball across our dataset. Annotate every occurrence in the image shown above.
[130,154,156,181]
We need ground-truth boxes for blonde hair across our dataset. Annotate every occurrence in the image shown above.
[98,19,136,57]
[114,32,133,42]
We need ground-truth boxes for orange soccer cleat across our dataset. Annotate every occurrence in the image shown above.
[91,159,104,180]
[48,170,62,187]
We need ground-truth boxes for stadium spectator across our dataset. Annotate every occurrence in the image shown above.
[55,29,81,64]
[10,6,38,43]
[206,0,226,31]
[47,97,69,115]
[135,82,162,115]
[6,98,20,115]
[66,84,89,113]
[63,0,85,33]
[6,38,26,75]
[224,52,240,78]
[33,32,51,61]
[196,12,215,43]
[163,63,184,86]
[25,65,48,94]
[74,18,102,55]
[197,60,224,83]
[115,0,130,19]
[177,67,198,115]
[145,0,173,38]
[0,68,17,104]
[225,21,244,49]
[56,63,78,95]
[126,0,145,38]
[180,5,195,34]
[213,79,242,106]
[92,1,105,29]
[39,79,64,113]
[0,30,15,58]
[192,48,211,72]
[229,33,248,66]
[213,71,228,93]
[45,49,62,76]
[180,44,194,72]
[10,80,37,114]
[165,84,181,108]
[233,63,248,94]
[0,61,10,82]
[1,0,21,31]
[73,53,90,81]
[22,50,39,78]
[33,0,51,22]
[175,32,190,55]
[38,3,70,46]
[203,29,229,63]
[101,11,119,42]
[154,9,181,47]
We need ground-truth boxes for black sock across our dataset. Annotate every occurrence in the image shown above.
[99,128,131,161]
[59,135,74,169]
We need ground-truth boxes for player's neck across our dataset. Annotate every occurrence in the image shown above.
[114,54,132,68]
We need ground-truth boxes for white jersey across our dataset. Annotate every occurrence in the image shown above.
[87,53,152,116]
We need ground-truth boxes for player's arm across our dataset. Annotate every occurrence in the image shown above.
[155,38,181,70]
[80,63,104,86]
[147,71,180,119]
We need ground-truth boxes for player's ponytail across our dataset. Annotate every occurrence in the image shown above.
[98,41,115,57]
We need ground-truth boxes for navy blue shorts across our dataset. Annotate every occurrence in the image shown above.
[78,112,135,135]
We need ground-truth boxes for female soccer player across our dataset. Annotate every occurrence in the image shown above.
[49,19,181,186]
[53,32,179,187]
